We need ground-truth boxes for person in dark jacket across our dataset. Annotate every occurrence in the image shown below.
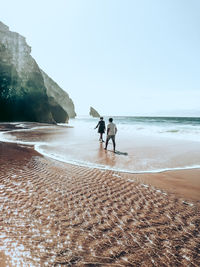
[94,117,106,142]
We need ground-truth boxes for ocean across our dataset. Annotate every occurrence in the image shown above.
[0,116,200,173]
[70,116,200,142]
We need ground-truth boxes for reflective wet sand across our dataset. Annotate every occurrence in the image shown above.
[4,121,200,173]
[0,141,200,266]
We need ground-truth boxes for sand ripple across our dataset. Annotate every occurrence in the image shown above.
[0,143,200,266]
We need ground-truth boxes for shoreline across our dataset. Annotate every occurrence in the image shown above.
[0,120,200,202]
[36,142,200,202]
[0,122,200,202]
[1,121,200,176]
[33,147,200,202]
[1,129,200,175]
[0,138,200,202]
[0,123,200,265]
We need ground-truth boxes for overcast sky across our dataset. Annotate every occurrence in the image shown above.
[1,0,200,116]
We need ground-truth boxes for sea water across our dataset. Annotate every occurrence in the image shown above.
[70,116,200,142]
[0,116,200,173]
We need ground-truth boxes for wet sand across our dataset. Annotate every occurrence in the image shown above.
[127,169,200,202]
[0,141,200,266]
[5,121,200,175]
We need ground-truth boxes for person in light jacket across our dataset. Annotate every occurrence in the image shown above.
[104,118,117,152]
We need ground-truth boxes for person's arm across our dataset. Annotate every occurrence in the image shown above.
[107,127,110,135]
[115,126,117,134]
[94,121,99,129]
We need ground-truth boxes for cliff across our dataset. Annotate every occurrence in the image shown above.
[90,107,100,117]
[0,21,75,123]
[41,70,76,118]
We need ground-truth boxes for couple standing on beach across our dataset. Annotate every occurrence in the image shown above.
[95,117,117,152]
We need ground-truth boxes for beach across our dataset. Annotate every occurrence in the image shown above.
[0,122,200,266]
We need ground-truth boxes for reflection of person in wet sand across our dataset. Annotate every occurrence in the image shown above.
[105,118,117,152]
[94,117,106,142]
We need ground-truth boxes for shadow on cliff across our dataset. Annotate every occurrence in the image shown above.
[0,62,67,123]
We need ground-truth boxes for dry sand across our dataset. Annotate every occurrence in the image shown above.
[0,141,200,266]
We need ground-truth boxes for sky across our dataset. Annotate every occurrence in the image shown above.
[1,0,200,116]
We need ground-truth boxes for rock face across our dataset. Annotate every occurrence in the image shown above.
[41,70,76,118]
[89,106,100,118]
[0,21,76,123]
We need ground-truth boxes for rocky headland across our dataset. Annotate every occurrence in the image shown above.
[0,21,76,123]
[41,70,76,119]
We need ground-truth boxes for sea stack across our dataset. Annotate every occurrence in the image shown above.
[90,106,100,117]
[0,21,76,123]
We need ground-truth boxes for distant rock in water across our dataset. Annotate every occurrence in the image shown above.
[0,21,76,123]
[90,107,100,117]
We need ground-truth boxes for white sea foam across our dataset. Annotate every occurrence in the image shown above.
[70,116,200,142]
[35,144,200,174]
[0,130,48,147]
[1,131,200,174]
[1,118,200,174]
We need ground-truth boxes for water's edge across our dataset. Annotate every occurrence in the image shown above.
[1,129,200,174]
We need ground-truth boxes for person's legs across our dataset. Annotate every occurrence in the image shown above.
[100,133,103,141]
[99,133,105,142]
[104,135,110,150]
[111,136,116,152]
